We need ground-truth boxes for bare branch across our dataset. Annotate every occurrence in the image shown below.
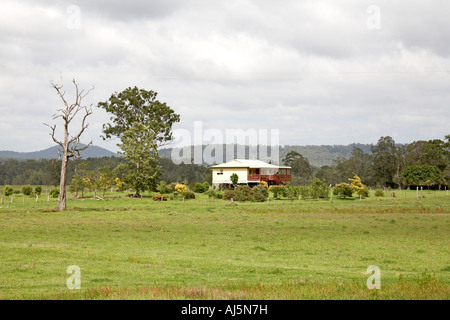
[69,140,93,159]
[43,123,64,148]
[68,106,93,144]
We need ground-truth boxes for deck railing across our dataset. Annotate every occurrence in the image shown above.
[248,174,292,183]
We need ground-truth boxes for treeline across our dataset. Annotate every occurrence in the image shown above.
[290,135,450,188]
[1,135,448,190]
[159,143,373,168]
[0,156,211,187]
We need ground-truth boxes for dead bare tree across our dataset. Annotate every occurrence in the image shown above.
[44,79,94,210]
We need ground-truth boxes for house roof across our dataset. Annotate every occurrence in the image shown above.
[210,159,291,169]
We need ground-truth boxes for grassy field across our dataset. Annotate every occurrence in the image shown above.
[0,188,449,300]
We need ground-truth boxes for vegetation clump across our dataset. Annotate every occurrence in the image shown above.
[333,183,353,199]
[21,185,33,196]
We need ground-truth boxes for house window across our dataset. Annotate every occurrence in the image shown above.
[217,169,223,175]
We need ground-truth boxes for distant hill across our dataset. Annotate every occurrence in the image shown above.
[159,143,375,167]
[0,144,118,160]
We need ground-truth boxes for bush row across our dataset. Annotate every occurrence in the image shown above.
[223,185,269,202]
[2,185,43,196]
[269,179,330,200]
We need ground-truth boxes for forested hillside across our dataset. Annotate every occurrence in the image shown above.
[159,143,374,167]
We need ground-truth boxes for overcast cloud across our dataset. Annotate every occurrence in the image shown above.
[0,0,449,153]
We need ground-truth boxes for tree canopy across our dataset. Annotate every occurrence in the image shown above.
[98,86,180,146]
[402,164,443,187]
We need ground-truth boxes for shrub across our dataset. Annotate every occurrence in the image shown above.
[187,182,196,192]
[22,185,33,196]
[269,185,285,199]
[285,184,299,200]
[206,188,222,199]
[152,194,167,201]
[3,185,14,196]
[223,190,236,200]
[50,188,60,198]
[308,178,330,199]
[184,190,196,199]
[253,185,268,202]
[35,186,42,195]
[205,188,215,198]
[360,186,370,197]
[14,189,21,194]
[298,186,310,199]
[234,185,254,201]
[193,183,206,193]
[156,181,172,194]
[333,183,353,199]
[375,189,385,197]
[202,181,210,191]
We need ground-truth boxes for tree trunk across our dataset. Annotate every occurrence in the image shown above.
[57,124,69,211]
[58,154,68,210]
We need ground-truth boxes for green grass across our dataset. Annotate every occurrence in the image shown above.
[0,189,449,299]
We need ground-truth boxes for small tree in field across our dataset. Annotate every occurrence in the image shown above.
[333,183,353,199]
[44,79,93,210]
[348,174,369,197]
[230,173,239,186]
[3,185,14,196]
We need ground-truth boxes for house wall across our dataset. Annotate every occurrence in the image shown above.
[212,167,249,185]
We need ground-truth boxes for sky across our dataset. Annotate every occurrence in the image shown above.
[0,0,449,153]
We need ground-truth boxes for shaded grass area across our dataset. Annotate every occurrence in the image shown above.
[0,190,449,299]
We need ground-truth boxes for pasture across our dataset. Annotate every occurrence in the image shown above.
[0,188,448,299]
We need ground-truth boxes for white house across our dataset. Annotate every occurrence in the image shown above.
[211,159,291,187]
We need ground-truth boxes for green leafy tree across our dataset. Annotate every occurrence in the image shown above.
[116,122,161,196]
[308,178,330,198]
[402,164,443,187]
[230,173,239,186]
[70,174,86,197]
[98,87,180,147]
[334,148,376,186]
[193,183,207,193]
[282,151,301,166]
[35,186,42,195]
[371,136,404,188]
[95,166,115,197]
[333,183,353,199]
[3,185,14,196]
[283,151,312,185]
[22,185,33,196]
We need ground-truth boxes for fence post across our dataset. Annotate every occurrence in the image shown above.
[36,194,38,203]
[1,196,3,204]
